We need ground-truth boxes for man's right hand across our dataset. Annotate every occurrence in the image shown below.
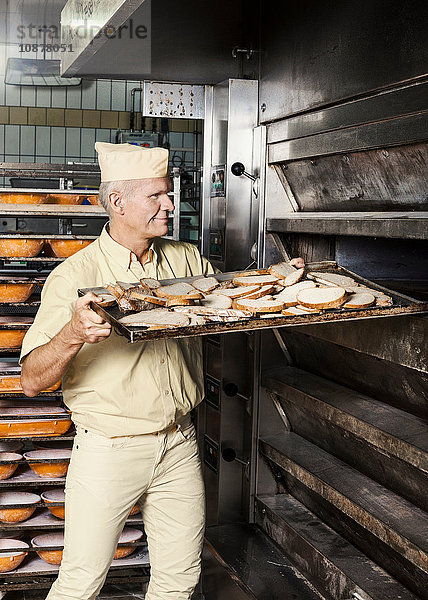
[68,293,112,345]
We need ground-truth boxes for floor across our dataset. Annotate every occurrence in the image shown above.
[5,546,251,600]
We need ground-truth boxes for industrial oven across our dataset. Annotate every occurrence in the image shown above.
[195,3,427,599]
[198,73,427,599]
[10,0,428,598]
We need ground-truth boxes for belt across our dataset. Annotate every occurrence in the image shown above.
[151,423,179,436]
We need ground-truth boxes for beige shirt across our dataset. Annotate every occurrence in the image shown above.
[20,226,216,437]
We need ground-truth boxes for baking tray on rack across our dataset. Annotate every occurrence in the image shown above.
[78,262,428,343]
[0,549,149,579]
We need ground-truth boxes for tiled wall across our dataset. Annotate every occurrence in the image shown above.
[0,77,202,181]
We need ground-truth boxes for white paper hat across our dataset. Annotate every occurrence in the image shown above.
[95,142,169,182]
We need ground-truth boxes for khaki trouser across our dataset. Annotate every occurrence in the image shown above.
[46,419,205,600]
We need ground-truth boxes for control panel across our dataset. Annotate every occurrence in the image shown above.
[203,435,219,473]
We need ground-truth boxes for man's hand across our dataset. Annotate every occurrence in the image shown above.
[290,257,305,269]
[21,293,111,397]
[68,293,112,345]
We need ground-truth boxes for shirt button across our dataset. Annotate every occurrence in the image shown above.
[160,359,165,364]
[164,389,170,395]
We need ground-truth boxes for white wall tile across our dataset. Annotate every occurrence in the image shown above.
[51,156,64,163]
[5,84,21,106]
[0,125,4,154]
[51,127,65,157]
[0,77,5,105]
[81,80,96,109]
[19,155,34,162]
[183,133,194,148]
[95,129,111,143]
[35,126,51,157]
[96,80,111,110]
[20,125,35,156]
[81,128,95,158]
[66,85,81,109]
[51,87,66,108]
[111,80,126,111]
[5,125,20,155]
[21,86,36,107]
[35,87,52,108]
[65,127,80,158]
[169,132,182,149]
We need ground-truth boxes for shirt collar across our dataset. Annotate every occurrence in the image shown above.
[99,224,158,270]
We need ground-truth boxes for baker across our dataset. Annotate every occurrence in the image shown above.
[20,143,304,600]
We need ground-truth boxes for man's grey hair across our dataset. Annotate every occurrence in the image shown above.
[97,180,140,218]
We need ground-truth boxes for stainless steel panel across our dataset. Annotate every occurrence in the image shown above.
[268,112,428,163]
[142,82,204,119]
[259,0,428,122]
[334,236,428,286]
[61,0,149,76]
[201,85,213,258]
[250,126,267,267]
[264,166,298,223]
[267,81,428,144]
[293,316,427,373]
[202,79,258,271]
[206,340,222,381]
[201,81,228,266]
[225,79,258,271]
[61,0,244,83]
[266,212,428,240]
[276,143,428,212]
[277,329,428,418]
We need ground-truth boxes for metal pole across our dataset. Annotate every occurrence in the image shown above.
[172,167,181,241]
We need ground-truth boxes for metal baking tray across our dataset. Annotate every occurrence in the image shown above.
[78,262,428,343]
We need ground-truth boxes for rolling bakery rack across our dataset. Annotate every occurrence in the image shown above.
[0,163,149,596]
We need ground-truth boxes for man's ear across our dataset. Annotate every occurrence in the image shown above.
[109,191,125,216]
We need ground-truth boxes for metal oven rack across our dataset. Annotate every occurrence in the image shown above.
[0,163,148,595]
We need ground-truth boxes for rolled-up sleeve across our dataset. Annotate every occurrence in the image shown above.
[19,269,76,364]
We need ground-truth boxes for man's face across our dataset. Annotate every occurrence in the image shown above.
[120,177,174,238]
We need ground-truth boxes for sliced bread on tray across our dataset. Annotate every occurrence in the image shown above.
[192,277,219,293]
[200,294,233,309]
[282,268,305,287]
[274,280,316,306]
[212,285,261,299]
[129,290,166,306]
[232,274,279,287]
[119,309,190,327]
[307,272,356,287]
[154,282,202,300]
[376,294,393,307]
[139,277,161,289]
[173,306,252,320]
[236,269,270,277]
[296,286,346,309]
[268,262,298,279]
[242,284,275,300]
[164,296,196,307]
[234,298,285,314]
[343,293,375,309]
[345,285,389,298]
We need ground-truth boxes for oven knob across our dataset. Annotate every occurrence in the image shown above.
[231,162,245,176]
[223,382,238,397]
[222,447,249,467]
